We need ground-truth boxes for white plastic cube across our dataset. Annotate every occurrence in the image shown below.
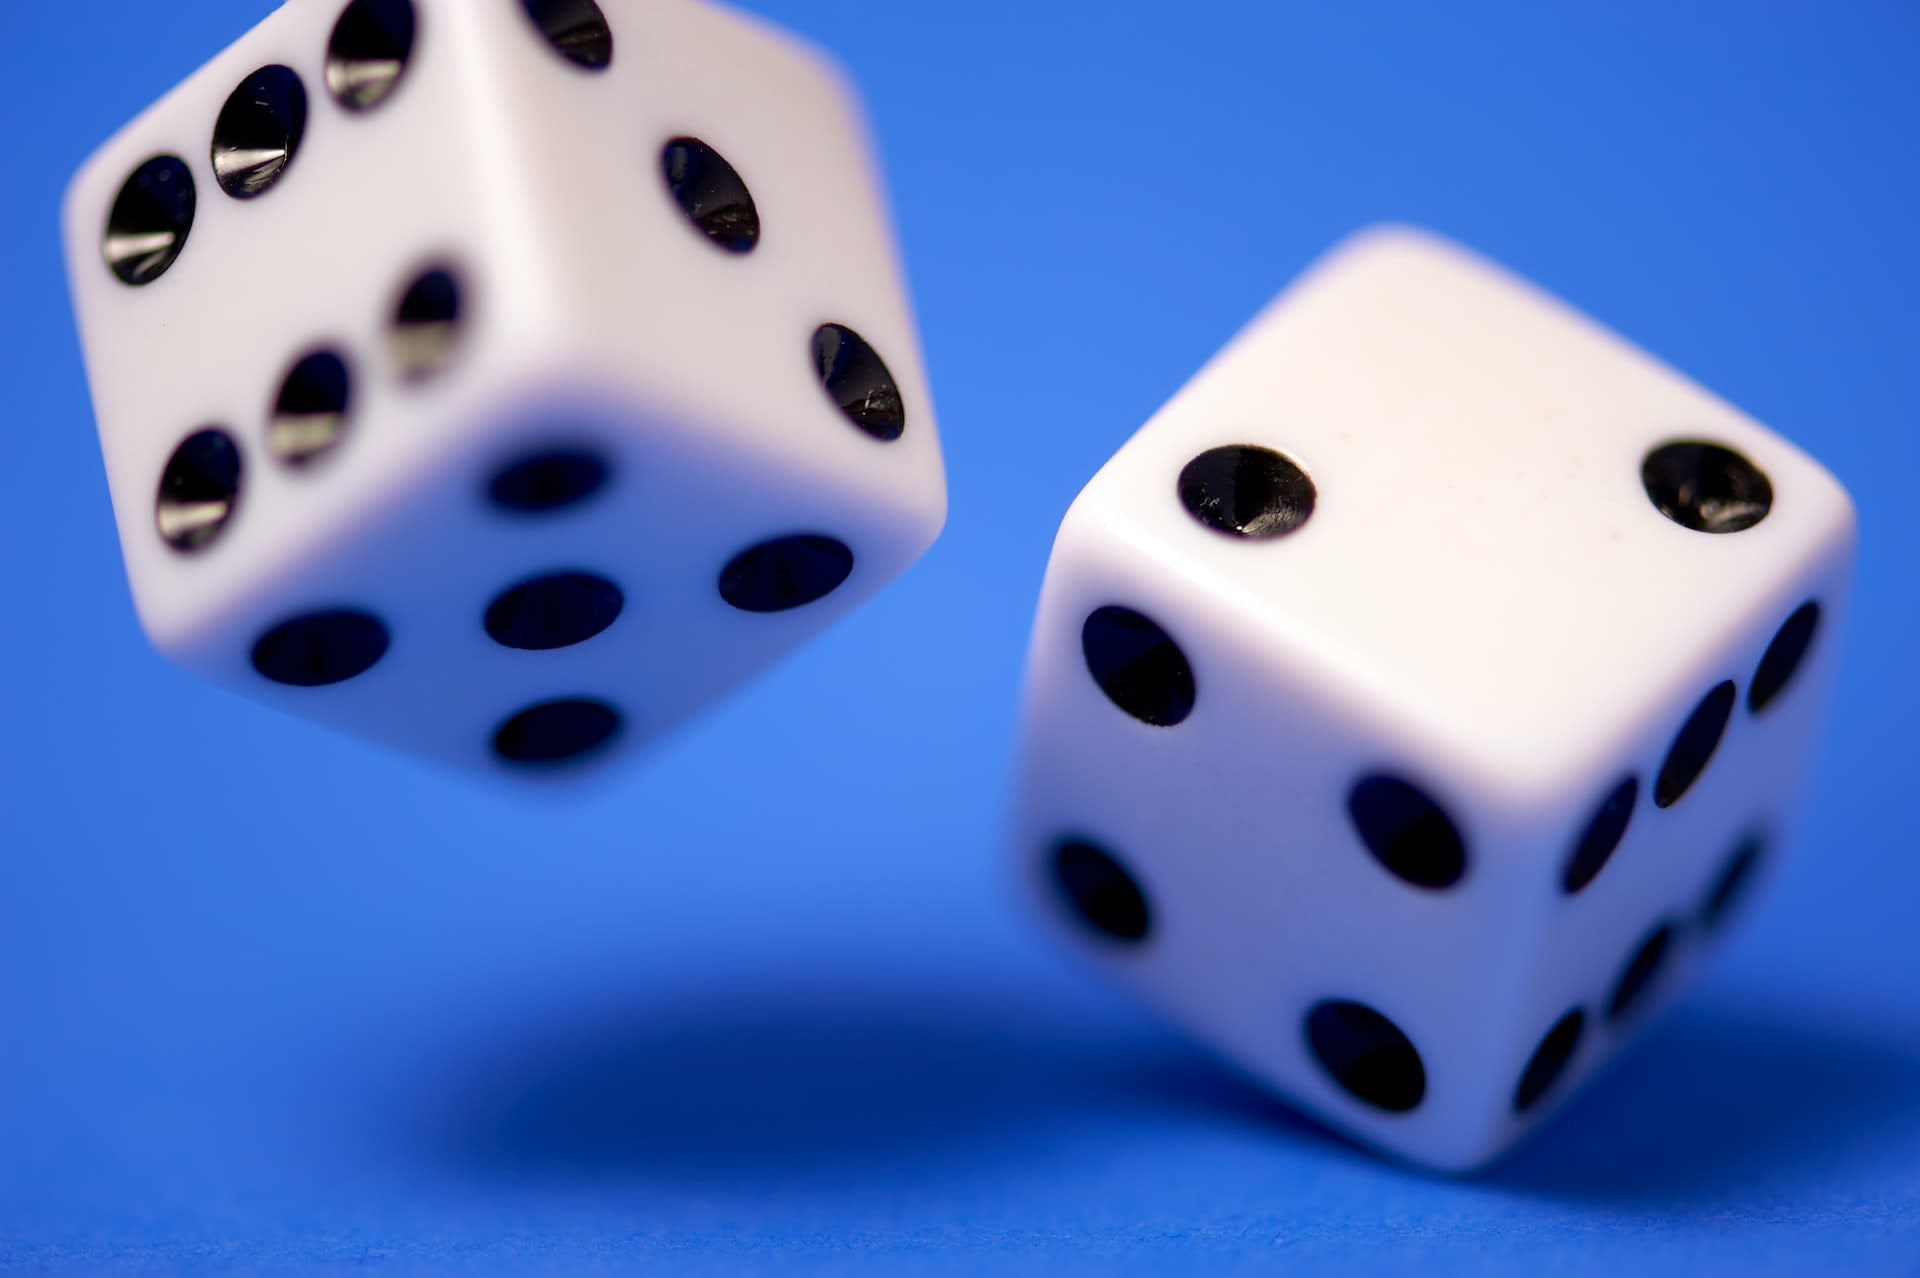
[1010,226,1856,1171]
[63,0,944,777]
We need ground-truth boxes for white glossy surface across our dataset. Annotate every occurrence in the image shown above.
[64,0,945,778]
[1011,227,1856,1170]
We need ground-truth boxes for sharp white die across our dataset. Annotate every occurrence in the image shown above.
[1011,226,1856,1171]
[64,0,945,777]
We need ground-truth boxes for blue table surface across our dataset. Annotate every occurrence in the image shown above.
[4,2,1918,1273]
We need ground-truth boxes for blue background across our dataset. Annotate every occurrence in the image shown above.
[3,2,1917,1272]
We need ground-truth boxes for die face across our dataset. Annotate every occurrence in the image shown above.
[160,382,924,777]
[1013,516,1546,1171]
[64,0,560,649]
[1015,535,1854,1173]
[63,0,944,776]
[1491,560,1853,1147]
[1071,225,1855,808]
[490,0,946,529]
[1011,226,1857,1170]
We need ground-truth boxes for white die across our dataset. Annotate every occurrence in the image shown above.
[1010,226,1856,1171]
[62,0,945,777]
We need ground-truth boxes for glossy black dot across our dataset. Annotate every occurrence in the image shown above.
[1178,445,1316,539]
[492,697,622,766]
[1655,681,1737,808]
[487,447,611,514]
[1749,602,1822,715]
[103,155,196,285]
[1304,1000,1426,1114]
[251,609,390,687]
[520,0,613,70]
[326,0,418,113]
[1642,441,1774,534]
[390,265,464,381]
[155,429,243,553]
[1701,832,1766,931]
[269,350,352,468]
[718,535,854,613]
[1347,774,1467,890]
[1514,1009,1585,1113]
[1081,606,1195,727]
[211,65,309,199]
[1607,922,1678,1023]
[813,324,905,442]
[485,571,624,650]
[1562,775,1638,895]
[661,137,760,253]
[1049,838,1152,944]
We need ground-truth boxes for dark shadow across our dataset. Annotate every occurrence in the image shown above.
[1490,1002,1920,1206]
[422,976,1327,1187]
[416,972,1916,1202]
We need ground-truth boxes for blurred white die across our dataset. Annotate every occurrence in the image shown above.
[1011,226,1856,1171]
[62,0,944,777]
